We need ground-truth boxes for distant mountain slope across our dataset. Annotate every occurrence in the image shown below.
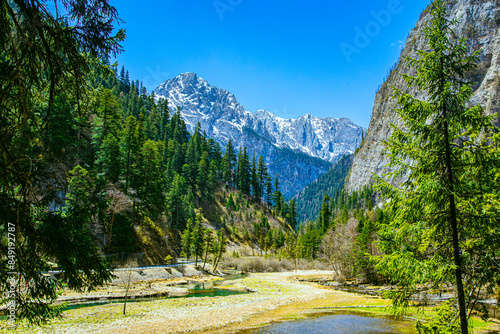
[294,154,353,223]
[154,73,364,197]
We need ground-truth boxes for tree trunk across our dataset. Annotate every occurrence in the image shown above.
[443,116,468,334]
[202,240,209,271]
[123,271,132,315]
[107,211,116,254]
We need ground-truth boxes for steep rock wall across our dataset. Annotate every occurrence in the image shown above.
[347,0,500,191]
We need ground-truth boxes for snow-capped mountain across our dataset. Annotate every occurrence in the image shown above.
[253,110,363,162]
[154,72,364,197]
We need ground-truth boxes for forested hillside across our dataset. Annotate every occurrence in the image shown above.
[294,154,353,223]
[0,0,299,321]
[51,63,302,262]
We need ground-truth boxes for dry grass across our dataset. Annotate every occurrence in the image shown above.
[221,256,330,273]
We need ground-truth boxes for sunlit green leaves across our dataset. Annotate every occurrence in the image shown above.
[375,0,500,330]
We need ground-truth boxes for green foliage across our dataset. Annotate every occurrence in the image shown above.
[212,228,227,271]
[237,147,252,195]
[295,155,353,223]
[181,219,194,259]
[416,301,460,334]
[0,0,125,310]
[296,222,322,260]
[375,1,500,332]
[353,211,376,281]
[222,139,237,186]
[0,0,299,326]
[226,194,237,211]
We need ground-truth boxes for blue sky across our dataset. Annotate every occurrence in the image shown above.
[113,0,430,128]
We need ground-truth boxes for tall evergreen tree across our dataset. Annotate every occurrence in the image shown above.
[121,116,139,192]
[92,89,122,154]
[376,2,500,333]
[318,194,331,234]
[251,152,259,198]
[192,214,205,265]
[221,139,237,185]
[181,219,194,259]
[237,147,251,195]
[265,174,273,207]
[273,176,282,212]
[256,155,268,201]
[137,140,165,216]
[96,133,121,183]
[166,174,189,231]
[288,199,298,231]
[0,0,124,323]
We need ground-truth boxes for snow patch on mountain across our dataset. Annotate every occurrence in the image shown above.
[154,73,365,165]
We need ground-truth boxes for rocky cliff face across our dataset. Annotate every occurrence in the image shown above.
[346,0,500,192]
[154,73,365,197]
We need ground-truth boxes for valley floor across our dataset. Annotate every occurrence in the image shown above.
[4,270,499,333]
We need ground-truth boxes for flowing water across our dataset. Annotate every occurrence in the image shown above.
[62,272,248,311]
[240,312,412,334]
[326,284,500,321]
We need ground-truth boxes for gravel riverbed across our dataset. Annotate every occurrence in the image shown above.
[4,270,499,333]
[3,270,387,333]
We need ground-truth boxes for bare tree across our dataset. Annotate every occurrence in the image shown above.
[320,218,358,280]
[106,189,132,254]
[122,259,138,315]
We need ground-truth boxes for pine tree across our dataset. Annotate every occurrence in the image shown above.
[120,115,142,193]
[354,214,375,282]
[202,229,214,270]
[97,133,121,183]
[0,0,124,323]
[318,195,331,234]
[273,176,282,212]
[192,214,205,265]
[265,174,273,207]
[251,152,259,198]
[238,147,251,195]
[256,155,268,201]
[222,139,237,185]
[92,89,122,153]
[212,228,227,271]
[340,206,349,224]
[197,152,210,195]
[167,174,189,230]
[137,140,165,216]
[288,199,298,231]
[207,160,219,196]
[376,1,500,332]
[119,66,126,89]
[181,219,194,259]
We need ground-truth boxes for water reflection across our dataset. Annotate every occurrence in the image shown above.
[246,313,407,334]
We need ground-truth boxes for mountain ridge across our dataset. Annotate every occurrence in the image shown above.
[154,72,365,197]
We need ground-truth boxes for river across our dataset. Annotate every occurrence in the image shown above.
[240,311,412,334]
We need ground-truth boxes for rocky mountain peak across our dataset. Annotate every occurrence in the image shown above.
[346,0,500,192]
[154,73,365,197]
